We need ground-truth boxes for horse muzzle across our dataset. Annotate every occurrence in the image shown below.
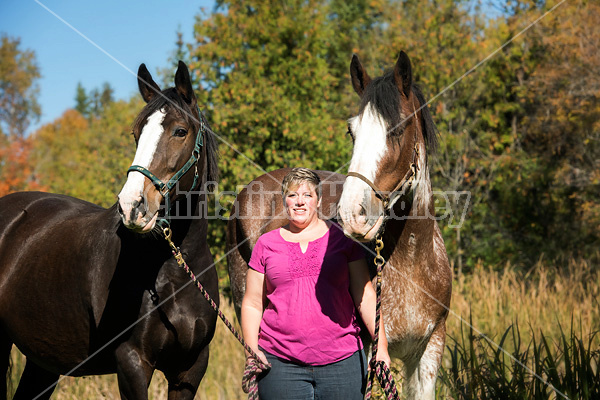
[117,176,163,233]
[337,190,385,242]
[117,196,159,233]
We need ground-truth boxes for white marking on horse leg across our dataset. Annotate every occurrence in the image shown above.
[404,325,445,400]
[118,109,166,224]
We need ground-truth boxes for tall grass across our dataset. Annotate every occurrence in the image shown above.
[7,259,598,399]
[438,321,600,399]
[448,257,599,346]
[436,258,600,399]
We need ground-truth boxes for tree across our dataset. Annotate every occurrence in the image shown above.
[87,82,115,119]
[32,98,141,206]
[0,133,46,196]
[75,82,91,116]
[436,0,600,268]
[0,35,41,137]
[516,0,600,259]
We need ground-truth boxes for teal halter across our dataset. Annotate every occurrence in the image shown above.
[127,106,205,229]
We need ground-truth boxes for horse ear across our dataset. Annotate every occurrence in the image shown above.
[174,61,196,105]
[393,51,412,97]
[350,54,371,96]
[137,64,161,103]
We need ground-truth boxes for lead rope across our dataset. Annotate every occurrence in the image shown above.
[365,234,400,400]
[161,227,270,400]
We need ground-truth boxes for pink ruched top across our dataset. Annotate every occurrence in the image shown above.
[248,223,365,366]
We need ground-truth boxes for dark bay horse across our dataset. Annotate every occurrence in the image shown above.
[226,52,451,399]
[0,61,219,399]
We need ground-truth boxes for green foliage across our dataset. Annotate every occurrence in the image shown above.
[441,0,600,270]
[74,82,91,116]
[89,82,116,119]
[0,35,41,137]
[191,0,352,182]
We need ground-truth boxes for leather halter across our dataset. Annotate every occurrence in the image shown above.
[347,103,421,213]
[126,106,206,229]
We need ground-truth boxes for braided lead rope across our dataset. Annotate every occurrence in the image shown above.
[242,356,269,398]
[162,227,270,399]
[365,235,400,400]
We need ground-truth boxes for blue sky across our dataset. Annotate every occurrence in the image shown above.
[1,0,214,134]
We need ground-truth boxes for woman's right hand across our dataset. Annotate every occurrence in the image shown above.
[246,348,269,372]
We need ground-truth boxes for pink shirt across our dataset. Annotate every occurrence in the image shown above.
[248,223,365,366]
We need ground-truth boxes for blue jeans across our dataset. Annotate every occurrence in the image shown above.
[257,349,367,400]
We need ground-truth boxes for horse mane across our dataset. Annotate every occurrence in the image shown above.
[199,109,220,190]
[358,71,439,155]
[133,88,219,189]
[412,85,439,154]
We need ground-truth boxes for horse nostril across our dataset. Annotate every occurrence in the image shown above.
[133,199,148,217]
[359,204,367,217]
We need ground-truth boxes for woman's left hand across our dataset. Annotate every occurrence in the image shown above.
[375,346,392,369]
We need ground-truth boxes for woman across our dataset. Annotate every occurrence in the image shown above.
[241,168,390,399]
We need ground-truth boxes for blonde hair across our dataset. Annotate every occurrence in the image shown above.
[281,168,321,199]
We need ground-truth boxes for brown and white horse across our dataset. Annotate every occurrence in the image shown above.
[226,52,451,399]
[339,52,451,399]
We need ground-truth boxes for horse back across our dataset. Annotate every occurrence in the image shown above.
[0,191,122,370]
[0,192,118,274]
[226,168,345,315]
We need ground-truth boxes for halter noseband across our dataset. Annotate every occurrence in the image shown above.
[126,106,206,229]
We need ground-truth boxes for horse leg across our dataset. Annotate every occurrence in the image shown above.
[403,324,446,400]
[166,345,210,400]
[13,359,59,400]
[115,343,154,400]
[0,334,12,400]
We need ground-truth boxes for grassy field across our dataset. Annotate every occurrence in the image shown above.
[7,258,599,399]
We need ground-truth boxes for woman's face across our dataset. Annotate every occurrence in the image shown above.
[284,181,321,229]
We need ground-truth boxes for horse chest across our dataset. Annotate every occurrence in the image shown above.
[147,266,218,354]
[380,253,439,343]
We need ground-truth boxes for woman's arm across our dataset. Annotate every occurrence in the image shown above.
[241,268,269,364]
[349,258,391,367]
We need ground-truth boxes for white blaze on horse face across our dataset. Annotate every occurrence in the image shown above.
[118,109,166,226]
[339,103,388,238]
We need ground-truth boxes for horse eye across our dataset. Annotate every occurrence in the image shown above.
[173,128,188,137]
